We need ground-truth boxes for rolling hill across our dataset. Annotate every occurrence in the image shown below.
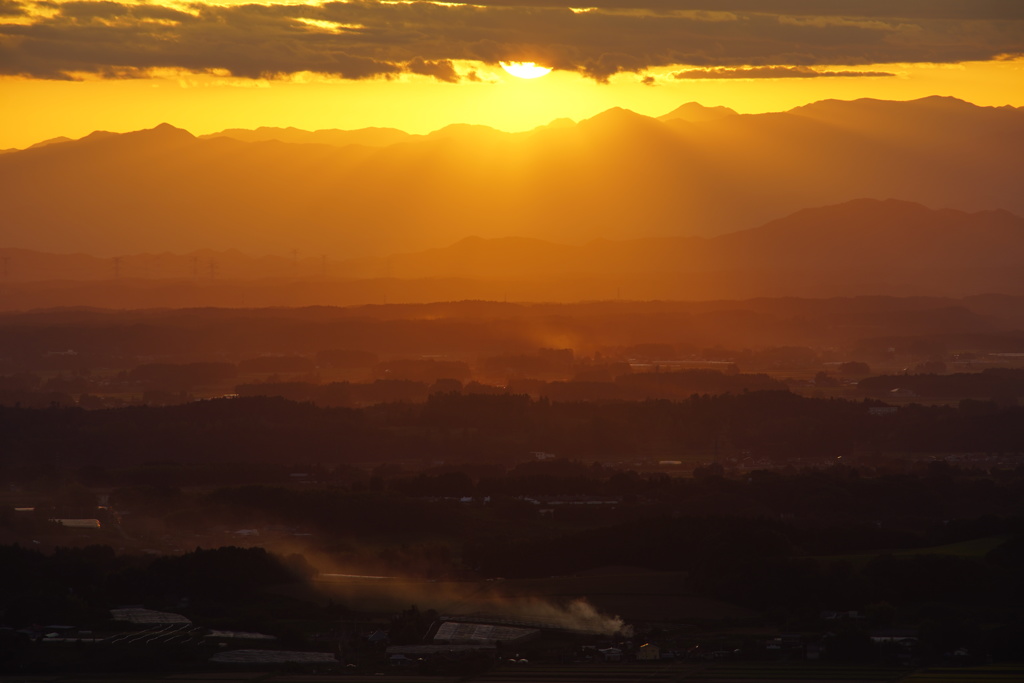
[1,198,1022,307]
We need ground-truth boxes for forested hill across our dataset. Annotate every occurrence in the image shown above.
[2,392,1022,475]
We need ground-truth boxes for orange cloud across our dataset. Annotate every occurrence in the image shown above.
[675,66,897,79]
[0,0,1020,82]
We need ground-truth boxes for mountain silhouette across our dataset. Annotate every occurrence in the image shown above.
[3,199,1022,305]
[341,198,1024,283]
[1,98,1021,259]
[711,198,1024,270]
[657,102,738,122]
[201,126,411,148]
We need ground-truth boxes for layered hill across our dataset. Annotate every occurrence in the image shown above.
[331,198,1024,300]
[344,197,1024,267]
[1,199,1022,307]
[198,126,412,147]
[1,97,1021,260]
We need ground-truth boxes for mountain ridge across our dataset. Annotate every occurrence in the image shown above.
[2,199,1022,304]
[1,97,1022,260]
[16,95,1016,153]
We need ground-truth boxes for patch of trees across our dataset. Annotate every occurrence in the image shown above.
[316,348,378,368]
[839,361,871,376]
[232,369,787,406]
[859,368,1024,400]
[372,359,471,383]
[3,392,1024,477]
[235,379,434,405]
[203,486,473,539]
[238,355,316,374]
[143,546,311,601]
[88,460,1024,581]
[527,370,786,402]
[4,461,1024,669]
[128,362,237,391]
[479,348,576,380]
[0,544,308,627]
[460,512,1024,645]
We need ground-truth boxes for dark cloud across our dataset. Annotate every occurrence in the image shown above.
[0,0,26,16]
[405,57,459,82]
[0,0,1020,82]
[675,65,897,78]
[422,1,1024,22]
[58,1,127,19]
[580,52,651,83]
[131,5,197,23]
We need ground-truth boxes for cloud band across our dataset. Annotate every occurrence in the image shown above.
[0,0,1021,82]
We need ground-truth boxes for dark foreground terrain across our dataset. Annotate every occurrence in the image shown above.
[2,299,1023,678]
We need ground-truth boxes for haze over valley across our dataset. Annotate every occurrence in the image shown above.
[2,96,1024,311]
[4,94,1024,681]
[2,97,1022,263]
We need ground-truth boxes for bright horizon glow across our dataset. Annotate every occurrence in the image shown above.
[3,0,1022,149]
[1,58,1022,150]
[500,62,553,79]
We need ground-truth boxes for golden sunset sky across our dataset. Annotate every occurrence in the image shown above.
[1,0,1023,149]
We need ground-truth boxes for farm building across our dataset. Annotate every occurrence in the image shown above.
[433,620,540,646]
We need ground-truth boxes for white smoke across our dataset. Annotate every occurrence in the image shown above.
[280,545,633,637]
[497,597,632,637]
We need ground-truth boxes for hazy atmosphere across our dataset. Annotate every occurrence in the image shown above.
[1,1,1023,681]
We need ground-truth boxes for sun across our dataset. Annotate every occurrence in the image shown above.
[500,62,553,79]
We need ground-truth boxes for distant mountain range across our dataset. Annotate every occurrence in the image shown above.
[344,198,1024,277]
[1,97,1022,261]
[1,198,1022,307]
